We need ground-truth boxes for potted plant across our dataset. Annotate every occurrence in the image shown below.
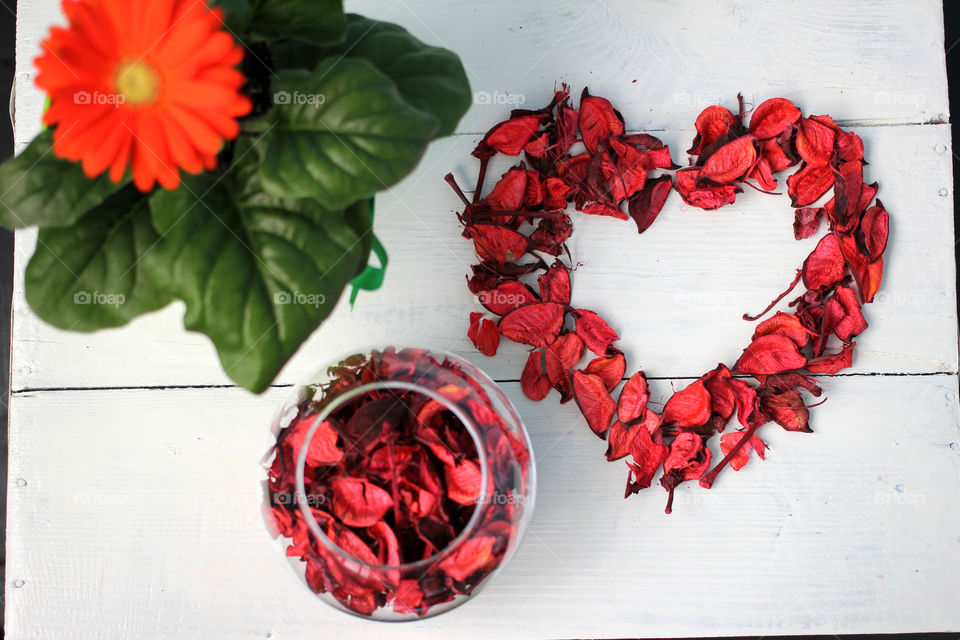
[0,0,471,392]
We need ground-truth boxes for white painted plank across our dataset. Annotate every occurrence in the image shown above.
[10,124,957,389]
[12,0,950,147]
[6,376,960,638]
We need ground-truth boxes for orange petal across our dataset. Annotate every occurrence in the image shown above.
[109,134,133,183]
[165,104,224,154]
[158,115,203,175]
[81,121,130,178]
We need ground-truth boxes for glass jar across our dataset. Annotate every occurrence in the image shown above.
[260,346,536,620]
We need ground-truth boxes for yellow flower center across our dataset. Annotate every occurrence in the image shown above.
[114,60,161,106]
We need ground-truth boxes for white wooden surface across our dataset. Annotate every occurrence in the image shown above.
[7,0,959,638]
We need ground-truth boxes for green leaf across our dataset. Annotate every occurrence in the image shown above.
[260,57,439,209]
[0,129,127,229]
[271,14,471,136]
[206,0,252,33]
[24,184,173,331]
[146,138,371,393]
[208,0,345,44]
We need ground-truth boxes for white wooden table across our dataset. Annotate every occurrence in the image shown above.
[7,0,960,638]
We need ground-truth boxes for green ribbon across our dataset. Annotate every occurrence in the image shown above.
[348,197,388,308]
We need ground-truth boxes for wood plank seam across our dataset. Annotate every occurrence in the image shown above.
[10,370,960,394]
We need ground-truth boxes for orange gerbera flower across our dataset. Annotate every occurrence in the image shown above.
[35,0,253,191]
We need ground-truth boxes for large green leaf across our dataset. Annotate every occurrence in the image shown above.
[24,184,173,331]
[260,57,439,209]
[146,138,372,393]
[210,0,346,45]
[0,129,127,229]
[271,14,471,137]
[207,0,251,29]
[253,0,345,43]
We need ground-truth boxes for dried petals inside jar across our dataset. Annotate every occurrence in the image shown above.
[262,347,535,620]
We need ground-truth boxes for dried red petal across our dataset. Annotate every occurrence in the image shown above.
[282,416,344,467]
[805,342,855,374]
[729,378,758,427]
[621,133,668,150]
[802,233,845,290]
[830,160,864,232]
[545,333,585,386]
[579,88,624,153]
[753,311,810,349]
[625,424,668,494]
[760,390,811,432]
[340,397,406,452]
[759,372,823,397]
[639,146,676,171]
[538,262,572,304]
[699,135,758,184]
[499,302,566,348]
[609,411,661,462]
[793,207,824,240]
[467,312,500,357]
[805,115,864,162]
[393,580,425,614]
[836,129,865,162]
[330,477,393,528]
[476,280,539,316]
[523,132,550,158]
[860,255,884,303]
[662,432,712,481]
[628,175,672,234]
[618,371,650,424]
[749,98,801,140]
[661,379,712,428]
[485,115,545,156]
[334,526,380,565]
[795,117,836,168]
[826,180,877,232]
[440,535,498,582]
[573,308,620,355]
[674,168,741,210]
[482,167,528,211]
[719,431,768,471]
[608,137,649,199]
[529,214,573,255]
[858,200,888,261]
[556,152,590,193]
[523,170,544,207]
[469,224,528,263]
[787,164,835,207]
[571,370,617,437]
[748,157,777,192]
[735,335,807,375]
[444,460,482,505]
[688,105,737,155]
[825,286,868,341]
[760,137,796,172]
[369,520,401,566]
[583,350,626,392]
[554,94,579,155]
[607,420,633,461]
[839,235,884,303]
[701,363,735,420]
[543,177,571,210]
[579,201,628,220]
[520,349,551,401]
